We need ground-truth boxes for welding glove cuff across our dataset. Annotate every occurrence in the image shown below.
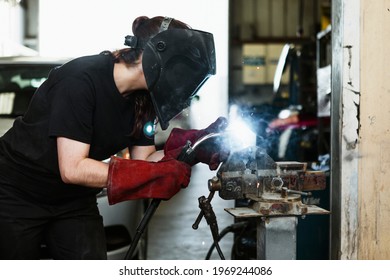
[107,156,191,205]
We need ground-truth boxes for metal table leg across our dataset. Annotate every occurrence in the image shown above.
[257,216,298,260]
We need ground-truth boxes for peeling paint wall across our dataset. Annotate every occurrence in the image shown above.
[333,0,390,260]
[358,0,390,259]
[339,0,360,260]
[331,0,360,260]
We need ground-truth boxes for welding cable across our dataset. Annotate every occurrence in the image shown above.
[124,140,195,259]
[214,238,225,260]
[231,221,257,260]
[205,221,249,260]
[125,199,161,259]
[124,132,224,260]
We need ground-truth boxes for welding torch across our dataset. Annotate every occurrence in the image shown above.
[180,132,227,260]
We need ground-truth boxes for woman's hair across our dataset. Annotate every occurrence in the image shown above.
[110,16,190,140]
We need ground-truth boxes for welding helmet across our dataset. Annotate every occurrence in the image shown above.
[125,17,216,130]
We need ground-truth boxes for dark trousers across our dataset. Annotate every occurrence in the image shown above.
[0,184,107,260]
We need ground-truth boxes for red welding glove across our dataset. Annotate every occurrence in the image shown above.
[164,117,229,170]
[107,156,191,205]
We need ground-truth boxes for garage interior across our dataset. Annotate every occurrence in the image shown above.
[1,0,390,260]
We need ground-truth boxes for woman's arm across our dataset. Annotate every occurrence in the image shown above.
[129,145,164,161]
[57,137,108,188]
[57,137,167,188]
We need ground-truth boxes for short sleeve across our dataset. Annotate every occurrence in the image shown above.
[48,77,94,144]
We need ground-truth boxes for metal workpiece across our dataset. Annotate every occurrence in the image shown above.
[210,146,329,217]
[300,170,327,191]
[207,145,329,260]
[189,134,329,260]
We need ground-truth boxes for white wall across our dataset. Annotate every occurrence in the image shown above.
[0,2,36,56]
[357,0,390,259]
[39,0,229,127]
[331,0,390,259]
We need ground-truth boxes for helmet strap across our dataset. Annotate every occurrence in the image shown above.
[159,17,174,32]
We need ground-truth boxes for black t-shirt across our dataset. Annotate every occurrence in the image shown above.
[0,53,154,203]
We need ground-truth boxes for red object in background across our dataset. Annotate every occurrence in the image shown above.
[268,114,329,131]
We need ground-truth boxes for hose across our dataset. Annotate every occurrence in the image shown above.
[205,221,249,260]
[124,199,161,259]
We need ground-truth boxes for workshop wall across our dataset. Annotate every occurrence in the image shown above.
[358,0,390,259]
[331,0,390,260]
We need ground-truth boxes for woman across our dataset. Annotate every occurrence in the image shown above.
[0,16,226,259]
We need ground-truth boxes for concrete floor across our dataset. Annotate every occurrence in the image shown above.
[147,164,235,260]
